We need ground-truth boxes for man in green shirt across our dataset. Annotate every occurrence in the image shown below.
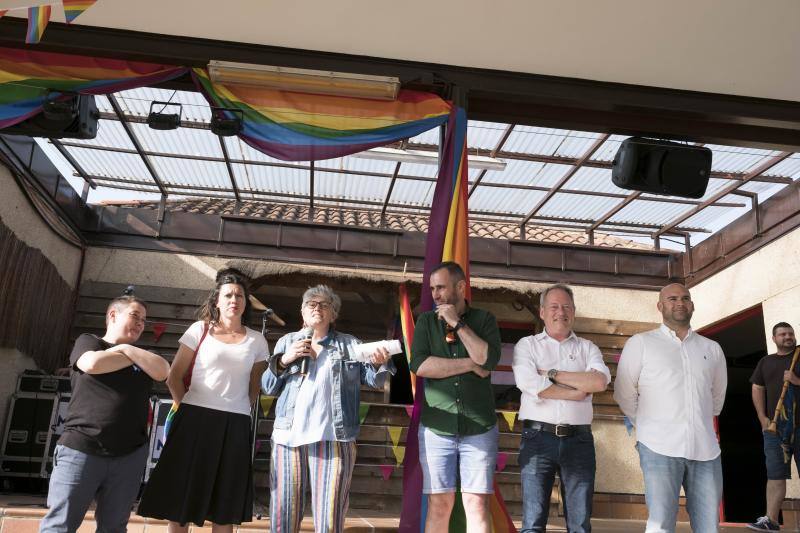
[410,261,502,533]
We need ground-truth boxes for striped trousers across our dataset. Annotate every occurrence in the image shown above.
[270,439,357,533]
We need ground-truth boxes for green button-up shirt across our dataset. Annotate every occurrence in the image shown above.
[409,306,501,436]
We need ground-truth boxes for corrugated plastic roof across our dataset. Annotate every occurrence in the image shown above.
[32,87,800,252]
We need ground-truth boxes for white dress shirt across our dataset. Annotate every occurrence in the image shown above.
[613,325,727,461]
[513,331,611,425]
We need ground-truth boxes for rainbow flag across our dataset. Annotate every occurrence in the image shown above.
[192,68,452,161]
[0,47,187,128]
[63,0,97,24]
[399,107,517,533]
[26,5,51,44]
[399,283,417,398]
[0,10,7,19]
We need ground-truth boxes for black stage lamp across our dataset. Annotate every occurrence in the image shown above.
[147,101,182,130]
[210,107,243,137]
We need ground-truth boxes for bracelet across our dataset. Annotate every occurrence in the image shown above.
[452,320,466,333]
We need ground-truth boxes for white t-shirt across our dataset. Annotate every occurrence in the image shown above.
[179,321,269,416]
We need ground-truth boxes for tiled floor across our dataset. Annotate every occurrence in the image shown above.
[0,495,765,532]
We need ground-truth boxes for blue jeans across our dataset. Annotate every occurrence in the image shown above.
[518,427,595,533]
[637,442,722,533]
[40,444,148,533]
[763,429,800,479]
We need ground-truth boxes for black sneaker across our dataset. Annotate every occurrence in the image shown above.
[748,516,780,531]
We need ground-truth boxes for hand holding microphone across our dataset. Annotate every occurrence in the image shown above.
[299,327,313,375]
[280,328,314,375]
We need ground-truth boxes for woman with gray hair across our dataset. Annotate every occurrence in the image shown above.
[261,284,395,533]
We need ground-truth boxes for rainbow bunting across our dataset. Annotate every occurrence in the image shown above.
[0,47,188,129]
[26,5,51,44]
[192,67,452,161]
[63,0,97,24]
[399,107,517,533]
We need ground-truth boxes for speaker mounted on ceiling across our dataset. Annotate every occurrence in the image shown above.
[2,91,99,140]
[611,137,712,199]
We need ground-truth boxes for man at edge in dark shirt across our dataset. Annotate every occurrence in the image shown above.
[748,322,800,532]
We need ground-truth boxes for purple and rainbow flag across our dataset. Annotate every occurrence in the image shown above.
[399,108,517,533]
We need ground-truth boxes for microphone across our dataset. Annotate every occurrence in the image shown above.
[299,327,313,375]
[265,308,286,327]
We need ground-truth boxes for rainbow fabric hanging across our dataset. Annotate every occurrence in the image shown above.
[192,68,452,162]
[399,108,517,533]
[399,283,417,398]
[25,5,51,44]
[63,0,98,24]
[0,47,188,129]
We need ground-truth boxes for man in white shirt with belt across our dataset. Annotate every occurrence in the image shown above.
[614,283,727,533]
[513,283,611,533]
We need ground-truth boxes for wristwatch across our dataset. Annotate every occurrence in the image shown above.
[547,368,559,383]
[452,320,466,333]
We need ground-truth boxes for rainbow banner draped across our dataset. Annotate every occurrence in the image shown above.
[192,68,452,162]
[399,107,517,533]
[0,47,188,129]
[63,0,98,24]
[25,5,51,44]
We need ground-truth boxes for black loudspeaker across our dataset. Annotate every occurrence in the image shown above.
[2,94,99,139]
[611,137,712,199]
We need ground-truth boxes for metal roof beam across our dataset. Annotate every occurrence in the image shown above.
[652,152,792,238]
[49,138,98,191]
[218,137,241,204]
[380,162,402,223]
[519,134,610,229]
[587,192,641,234]
[106,95,168,196]
[88,175,709,234]
[404,141,794,185]
[309,160,315,220]
[468,123,515,198]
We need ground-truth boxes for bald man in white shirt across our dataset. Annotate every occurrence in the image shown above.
[613,283,727,533]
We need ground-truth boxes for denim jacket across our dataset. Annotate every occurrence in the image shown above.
[261,329,396,441]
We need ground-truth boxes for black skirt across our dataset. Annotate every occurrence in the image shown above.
[137,403,254,526]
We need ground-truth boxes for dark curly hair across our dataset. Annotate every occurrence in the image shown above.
[197,269,253,326]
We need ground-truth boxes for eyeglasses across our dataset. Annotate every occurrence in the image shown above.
[305,301,332,310]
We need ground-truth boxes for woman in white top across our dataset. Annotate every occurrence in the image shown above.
[138,270,268,532]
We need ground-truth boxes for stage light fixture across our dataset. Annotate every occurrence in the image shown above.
[147,101,182,131]
[210,107,243,137]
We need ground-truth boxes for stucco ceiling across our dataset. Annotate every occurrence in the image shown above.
[2,0,799,102]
